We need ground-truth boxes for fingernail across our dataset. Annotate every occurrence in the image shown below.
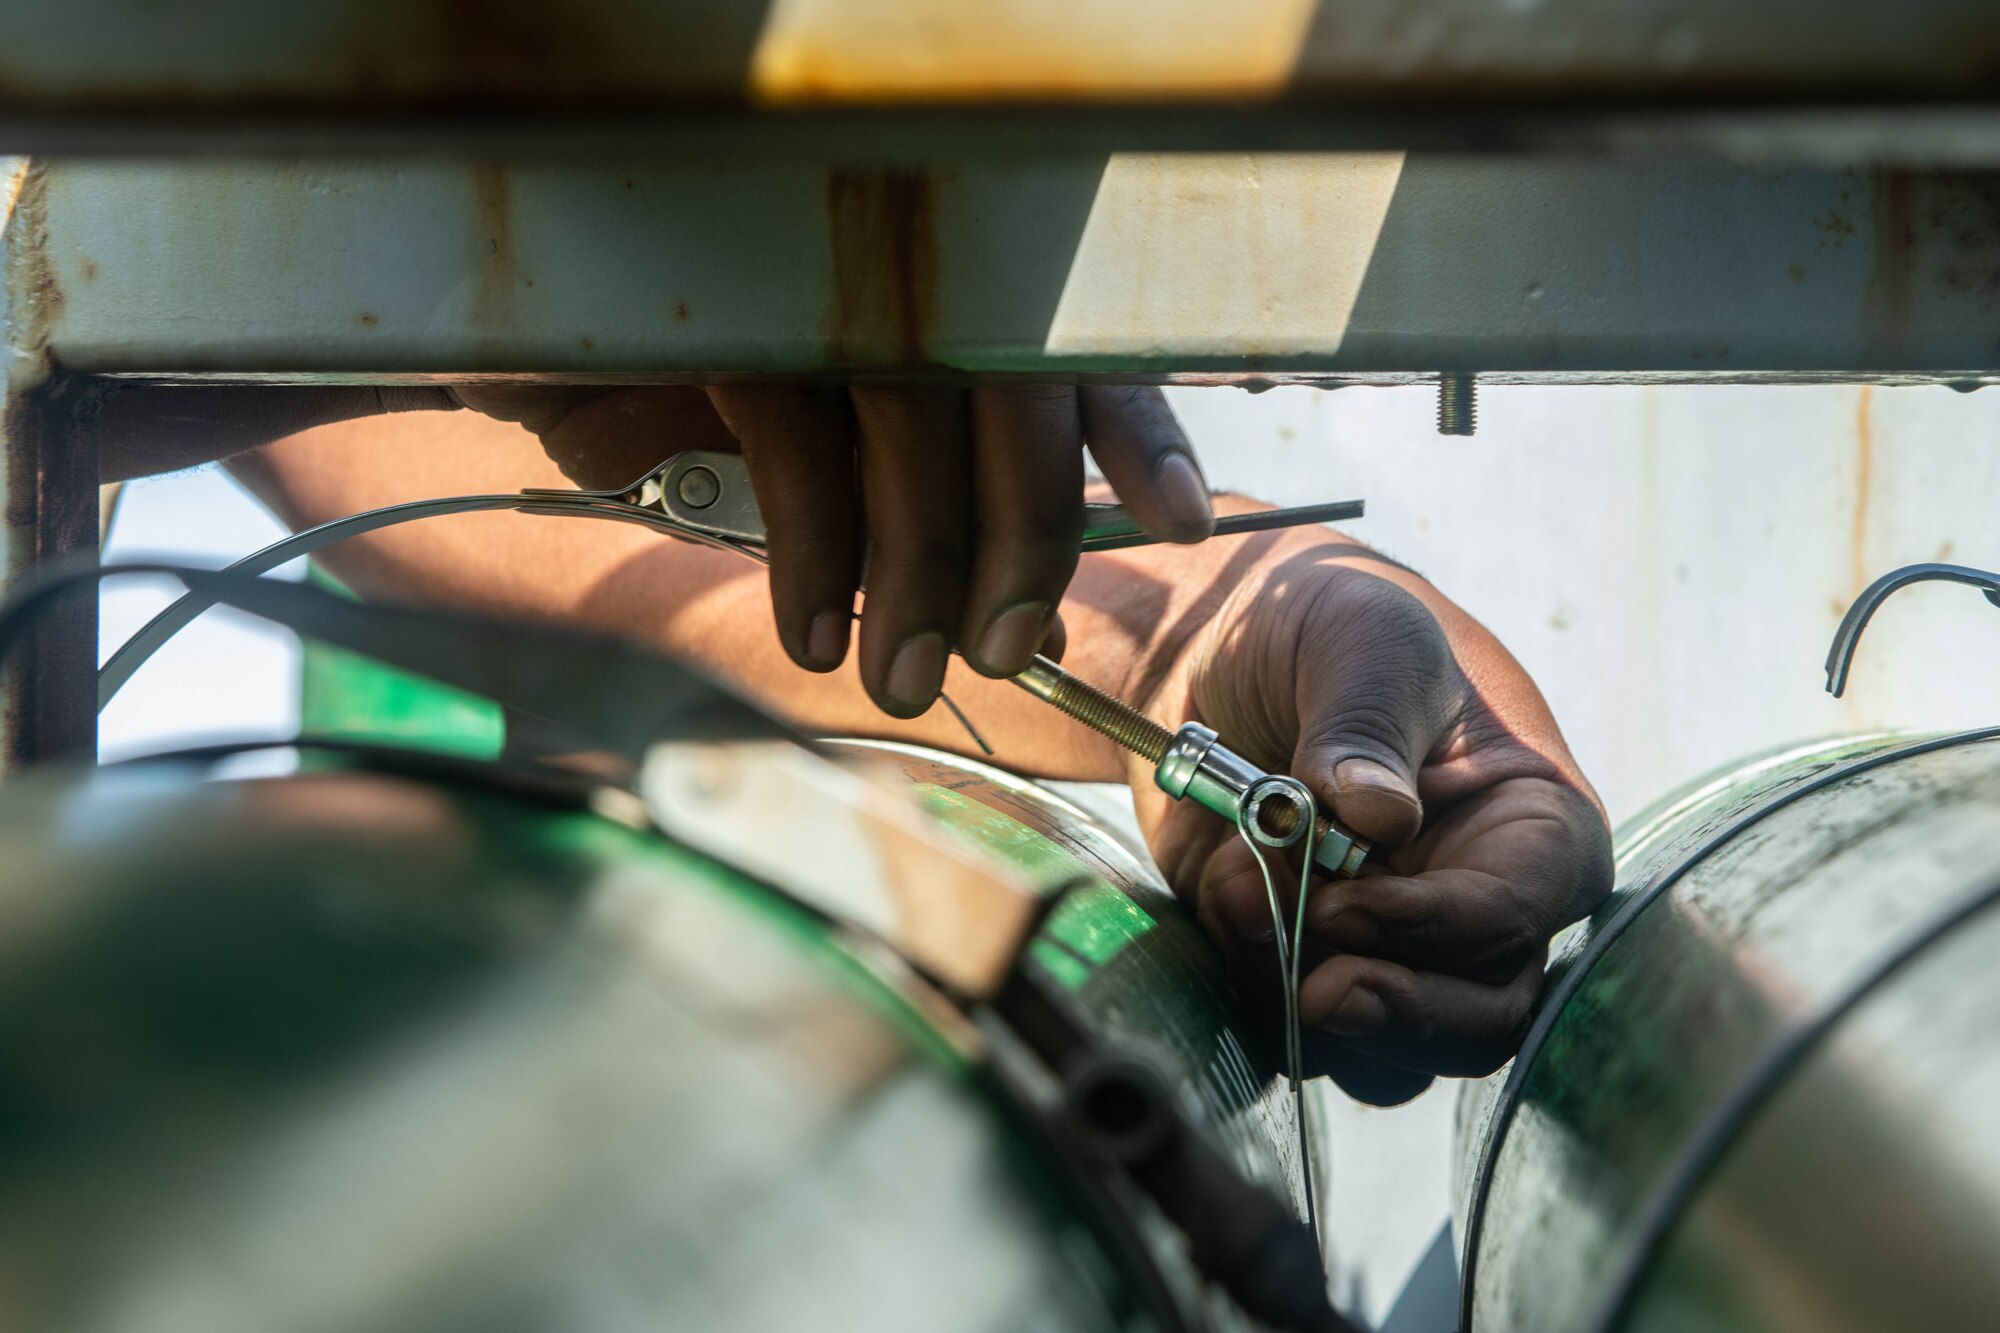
[804,611,849,669]
[885,633,948,712]
[976,602,1050,674]
[1334,757,1413,798]
[1324,985,1389,1037]
[1153,453,1215,542]
[1334,757,1423,840]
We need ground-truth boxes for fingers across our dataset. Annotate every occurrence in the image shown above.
[958,387,1083,677]
[1198,835,1298,949]
[1305,869,1552,983]
[456,386,737,490]
[1079,387,1214,544]
[1290,574,1459,845]
[849,387,975,716]
[716,384,1098,707]
[1299,949,1548,1079]
[704,386,863,671]
[1305,780,1610,979]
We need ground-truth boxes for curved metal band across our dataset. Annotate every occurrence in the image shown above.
[1457,725,2000,1332]
[1582,876,2000,1332]
[97,494,761,710]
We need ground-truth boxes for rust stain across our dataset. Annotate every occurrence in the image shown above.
[1915,173,2000,312]
[1864,171,2000,366]
[674,300,690,322]
[1863,170,1915,364]
[1850,385,1875,602]
[579,336,595,351]
[824,169,938,368]
[357,311,379,328]
[469,164,517,336]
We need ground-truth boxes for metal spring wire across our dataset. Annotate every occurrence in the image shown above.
[1236,776,1321,1253]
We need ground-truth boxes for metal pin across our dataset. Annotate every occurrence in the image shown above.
[1009,655,1367,877]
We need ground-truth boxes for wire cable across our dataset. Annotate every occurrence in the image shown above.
[1236,775,1323,1255]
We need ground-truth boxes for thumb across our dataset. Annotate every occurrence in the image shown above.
[1319,755,1423,847]
[1290,580,1454,846]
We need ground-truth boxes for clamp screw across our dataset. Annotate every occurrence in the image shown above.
[1438,372,1478,436]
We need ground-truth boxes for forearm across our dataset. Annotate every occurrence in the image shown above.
[229,410,1226,781]
[97,385,455,482]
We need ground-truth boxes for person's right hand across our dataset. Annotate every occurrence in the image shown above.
[450,385,1215,718]
[1127,531,1615,1106]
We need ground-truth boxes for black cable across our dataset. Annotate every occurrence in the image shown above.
[1825,561,2000,697]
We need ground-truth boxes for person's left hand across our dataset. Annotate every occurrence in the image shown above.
[1129,534,1613,1106]
[448,384,1213,718]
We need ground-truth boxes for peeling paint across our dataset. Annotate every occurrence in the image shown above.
[2,160,60,380]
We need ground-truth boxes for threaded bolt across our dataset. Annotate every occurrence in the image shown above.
[1438,372,1478,436]
[1011,656,1171,763]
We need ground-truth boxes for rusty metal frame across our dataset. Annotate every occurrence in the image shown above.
[1,160,97,769]
[20,156,2000,383]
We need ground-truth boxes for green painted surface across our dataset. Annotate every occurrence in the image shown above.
[911,780,1158,979]
[297,565,507,759]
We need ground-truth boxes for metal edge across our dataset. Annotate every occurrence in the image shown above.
[1455,724,2000,1332]
[1583,875,2000,1333]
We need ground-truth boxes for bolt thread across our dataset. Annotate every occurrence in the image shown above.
[1012,657,1172,763]
[1438,372,1478,436]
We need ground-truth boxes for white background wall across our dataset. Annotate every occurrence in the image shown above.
[98,382,2000,1320]
[1175,382,2000,826]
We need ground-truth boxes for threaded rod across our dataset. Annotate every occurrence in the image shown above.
[1011,655,1171,763]
[1438,371,1478,436]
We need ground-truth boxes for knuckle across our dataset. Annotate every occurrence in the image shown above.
[871,538,972,580]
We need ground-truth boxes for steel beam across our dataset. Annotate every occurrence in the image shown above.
[23,157,2000,382]
[4,2,2000,163]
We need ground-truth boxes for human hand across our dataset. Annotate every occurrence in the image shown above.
[450,385,1214,717]
[1130,536,1613,1106]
